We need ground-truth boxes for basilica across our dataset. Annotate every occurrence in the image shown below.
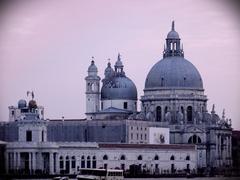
[0,22,232,175]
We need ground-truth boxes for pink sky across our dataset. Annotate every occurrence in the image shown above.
[0,0,240,129]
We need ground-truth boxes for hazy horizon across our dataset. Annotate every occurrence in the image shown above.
[0,0,240,129]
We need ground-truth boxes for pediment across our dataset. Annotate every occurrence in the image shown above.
[185,126,204,133]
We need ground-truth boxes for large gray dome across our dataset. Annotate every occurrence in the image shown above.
[101,76,137,100]
[145,56,203,90]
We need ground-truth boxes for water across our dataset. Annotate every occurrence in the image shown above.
[126,178,240,180]
[12,178,240,180]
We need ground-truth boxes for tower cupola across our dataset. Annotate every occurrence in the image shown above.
[163,21,184,58]
[114,53,125,75]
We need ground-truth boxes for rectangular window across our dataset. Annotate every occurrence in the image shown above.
[81,160,85,168]
[72,160,76,169]
[123,102,128,109]
[26,131,32,142]
[92,161,96,168]
[121,164,125,170]
[131,133,133,139]
[60,160,64,169]
[42,130,44,142]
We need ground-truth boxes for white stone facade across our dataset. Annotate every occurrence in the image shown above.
[5,142,197,175]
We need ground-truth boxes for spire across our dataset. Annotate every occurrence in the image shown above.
[91,56,95,64]
[107,58,111,67]
[211,104,215,114]
[172,20,175,31]
[117,53,121,61]
[222,109,225,120]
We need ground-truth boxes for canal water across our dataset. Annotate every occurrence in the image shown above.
[12,178,240,180]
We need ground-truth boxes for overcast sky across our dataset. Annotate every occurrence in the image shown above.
[0,0,240,129]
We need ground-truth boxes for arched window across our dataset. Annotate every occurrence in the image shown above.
[164,106,168,114]
[103,154,108,160]
[92,156,96,168]
[120,155,126,160]
[161,77,164,86]
[187,106,193,121]
[59,156,64,169]
[65,156,70,173]
[71,156,76,169]
[188,135,201,144]
[170,155,175,160]
[181,106,184,115]
[186,155,190,161]
[154,155,159,160]
[87,156,91,168]
[156,106,162,122]
[138,155,142,160]
[81,155,85,168]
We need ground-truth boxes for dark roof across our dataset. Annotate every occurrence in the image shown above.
[98,107,132,114]
[49,119,86,122]
[99,143,195,150]
[232,130,240,138]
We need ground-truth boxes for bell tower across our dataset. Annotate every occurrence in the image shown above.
[85,57,101,120]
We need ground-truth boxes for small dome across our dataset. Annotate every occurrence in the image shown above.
[101,76,137,100]
[104,62,114,78]
[18,99,27,109]
[88,60,97,72]
[145,56,203,90]
[28,100,37,109]
[115,53,123,68]
[115,59,123,67]
[167,21,179,39]
[167,30,179,39]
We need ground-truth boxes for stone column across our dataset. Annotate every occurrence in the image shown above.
[49,152,54,175]
[29,152,32,172]
[5,152,9,173]
[214,134,218,167]
[32,152,36,172]
[55,153,60,174]
[229,136,232,166]
[13,152,16,170]
[18,152,21,169]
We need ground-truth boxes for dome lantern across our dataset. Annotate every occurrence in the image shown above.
[164,21,184,58]
[114,53,124,74]
[104,59,114,79]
